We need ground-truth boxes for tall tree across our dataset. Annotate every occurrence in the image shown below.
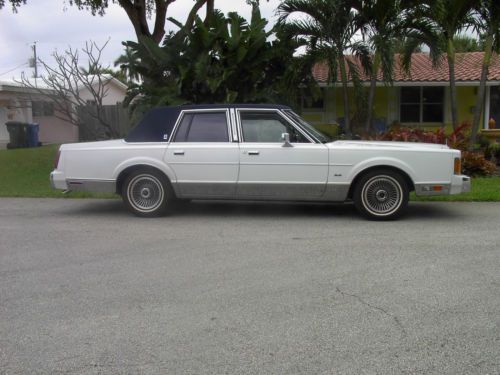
[120,5,304,112]
[278,0,371,136]
[469,0,500,149]
[355,0,402,133]
[402,0,476,130]
[0,0,213,45]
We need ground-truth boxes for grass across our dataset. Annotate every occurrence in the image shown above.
[0,145,116,199]
[0,144,499,201]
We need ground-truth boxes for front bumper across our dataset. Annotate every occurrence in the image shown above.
[415,175,471,196]
[50,170,68,190]
[450,175,471,195]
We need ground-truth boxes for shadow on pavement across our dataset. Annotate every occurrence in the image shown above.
[62,199,463,221]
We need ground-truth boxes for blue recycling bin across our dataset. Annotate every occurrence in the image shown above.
[27,123,40,147]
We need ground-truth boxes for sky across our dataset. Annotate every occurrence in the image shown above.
[0,0,282,80]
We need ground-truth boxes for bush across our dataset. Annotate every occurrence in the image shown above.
[369,122,496,177]
[485,143,500,165]
[462,151,497,177]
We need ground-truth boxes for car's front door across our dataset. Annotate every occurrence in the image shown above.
[164,109,239,198]
[236,109,329,199]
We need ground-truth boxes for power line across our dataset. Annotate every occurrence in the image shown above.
[0,62,29,77]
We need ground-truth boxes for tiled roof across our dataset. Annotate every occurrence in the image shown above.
[312,52,500,84]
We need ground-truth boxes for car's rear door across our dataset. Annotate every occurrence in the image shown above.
[236,109,329,199]
[164,109,239,198]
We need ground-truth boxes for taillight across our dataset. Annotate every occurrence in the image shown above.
[454,157,461,175]
[54,149,61,169]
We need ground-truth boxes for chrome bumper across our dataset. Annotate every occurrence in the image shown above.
[50,170,68,190]
[415,175,471,196]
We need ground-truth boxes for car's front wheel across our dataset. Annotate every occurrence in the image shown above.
[122,169,172,217]
[353,169,409,220]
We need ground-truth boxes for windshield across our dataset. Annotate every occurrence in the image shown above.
[282,110,332,143]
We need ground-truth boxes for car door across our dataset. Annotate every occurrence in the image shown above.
[236,109,329,199]
[164,109,239,198]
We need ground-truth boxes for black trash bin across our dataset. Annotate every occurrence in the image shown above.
[27,123,41,147]
[5,121,29,149]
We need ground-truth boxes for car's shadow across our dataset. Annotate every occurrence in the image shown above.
[62,199,461,221]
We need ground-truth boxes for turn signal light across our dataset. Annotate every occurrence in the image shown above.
[454,157,461,175]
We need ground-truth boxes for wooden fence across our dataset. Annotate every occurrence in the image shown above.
[78,104,135,141]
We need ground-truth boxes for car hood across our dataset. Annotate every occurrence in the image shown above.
[328,140,451,150]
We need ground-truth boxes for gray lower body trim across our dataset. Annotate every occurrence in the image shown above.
[236,182,326,199]
[66,179,116,193]
[174,182,236,198]
[173,181,351,202]
[321,183,350,202]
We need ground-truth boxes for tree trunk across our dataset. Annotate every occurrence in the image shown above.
[446,38,459,130]
[205,0,214,25]
[365,53,380,134]
[339,55,351,136]
[118,0,171,44]
[469,33,493,151]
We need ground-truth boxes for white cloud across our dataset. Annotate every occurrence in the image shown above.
[0,0,282,79]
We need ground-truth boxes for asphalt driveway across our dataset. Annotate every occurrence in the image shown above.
[0,198,499,374]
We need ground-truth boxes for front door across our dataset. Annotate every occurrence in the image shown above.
[164,109,239,198]
[236,109,329,199]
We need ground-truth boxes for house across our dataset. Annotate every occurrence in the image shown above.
[302,52,500,132]
[0,75,127,148]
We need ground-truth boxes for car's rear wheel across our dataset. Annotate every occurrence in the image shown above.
[122,169,172,217]
[353,169,409,220]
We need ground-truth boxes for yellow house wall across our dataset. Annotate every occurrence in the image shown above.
[301,85,484,133]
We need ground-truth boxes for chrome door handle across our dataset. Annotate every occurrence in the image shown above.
[248,151,260,155]
[173,150,185,155]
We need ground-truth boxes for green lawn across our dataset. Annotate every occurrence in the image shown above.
[0,145,116,198]
[0,145,499,201]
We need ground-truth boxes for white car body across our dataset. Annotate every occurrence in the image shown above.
[50,104,470,219]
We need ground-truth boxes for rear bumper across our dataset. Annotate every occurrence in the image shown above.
[50,170,68,190]
[415,175,471,196]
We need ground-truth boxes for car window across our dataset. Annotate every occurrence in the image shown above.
[173,112,229,142]
[239,111,309,143]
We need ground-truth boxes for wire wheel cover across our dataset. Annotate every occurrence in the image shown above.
[361,175,403,216]
[127,174,164,213]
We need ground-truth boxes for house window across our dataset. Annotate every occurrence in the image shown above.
[32,101,54,117]
[400,87,444,123]
[302,89,325,110]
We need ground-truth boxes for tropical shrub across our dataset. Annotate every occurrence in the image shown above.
[371,123,496,176]
[461,151,497,176]
[122,5,312,115]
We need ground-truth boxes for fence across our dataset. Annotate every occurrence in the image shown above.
[78,104,135,141]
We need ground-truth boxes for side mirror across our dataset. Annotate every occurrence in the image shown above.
[281,132,293,147]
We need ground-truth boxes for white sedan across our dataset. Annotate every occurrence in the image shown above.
[50,104,470,220]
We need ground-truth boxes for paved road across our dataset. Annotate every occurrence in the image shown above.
[0,198,499,374]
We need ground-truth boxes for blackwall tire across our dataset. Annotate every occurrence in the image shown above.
[353,169,409,220]
[121,169,172,217]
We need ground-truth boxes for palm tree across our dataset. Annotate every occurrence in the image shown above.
[355,0,402,133]
[114,47,142,83]
[278,0,370,136]
[469,0,500,149]
[402,0,476,130]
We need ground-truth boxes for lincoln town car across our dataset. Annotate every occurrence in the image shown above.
[50,104,471,220]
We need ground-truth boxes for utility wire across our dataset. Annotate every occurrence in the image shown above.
[0,62,29,77]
